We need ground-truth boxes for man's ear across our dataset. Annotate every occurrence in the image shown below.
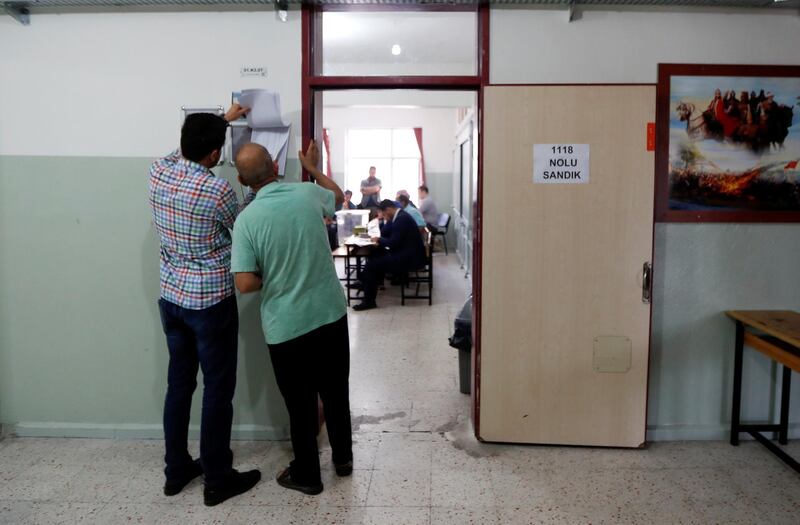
[210,149,221,164]
[273,160,280,175]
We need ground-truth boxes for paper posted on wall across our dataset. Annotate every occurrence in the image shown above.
[233,89,291,176]
[238,89,285,129]
[251,126,291,175]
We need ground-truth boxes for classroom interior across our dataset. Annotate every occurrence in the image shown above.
[1,1,799,524]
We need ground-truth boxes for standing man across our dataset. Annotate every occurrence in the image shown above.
[418,185,440,232]
[149,108,261,506]
[231,141,353,496]
[359,166,382,209]
[353,200,426,311]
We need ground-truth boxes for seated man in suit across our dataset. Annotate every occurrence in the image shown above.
[353,200,425,311]
[377,208,393,238]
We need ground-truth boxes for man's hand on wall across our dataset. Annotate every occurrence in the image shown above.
[224,104,250,122]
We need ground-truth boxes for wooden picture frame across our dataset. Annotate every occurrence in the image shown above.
[655,64,800,222]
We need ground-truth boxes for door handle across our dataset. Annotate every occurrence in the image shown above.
[642,262,652,304]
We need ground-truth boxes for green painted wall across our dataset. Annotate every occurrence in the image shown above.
[0,155,301,439]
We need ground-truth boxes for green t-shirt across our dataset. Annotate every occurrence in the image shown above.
[404,205,426,227]
[231,182,347,345]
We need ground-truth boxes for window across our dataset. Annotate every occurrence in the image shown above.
[345,128,421,205]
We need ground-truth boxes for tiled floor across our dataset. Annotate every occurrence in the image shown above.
[2,254,800,524]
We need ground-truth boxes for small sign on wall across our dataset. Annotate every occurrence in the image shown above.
[533,144,590,184]
[240,66,267,77]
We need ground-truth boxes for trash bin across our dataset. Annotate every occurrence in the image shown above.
[448,295,472,395]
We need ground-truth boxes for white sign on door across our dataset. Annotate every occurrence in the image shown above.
[533,144,590,184]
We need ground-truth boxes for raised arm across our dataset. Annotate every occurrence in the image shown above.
[299,140,344,206]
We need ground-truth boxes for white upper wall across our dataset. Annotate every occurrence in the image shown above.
[3,6,797,156]
[492,7,800,84]
[324,90,475,108]
[0,10,301,158]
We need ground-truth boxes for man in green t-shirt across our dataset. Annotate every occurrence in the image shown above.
[231,141,352,496]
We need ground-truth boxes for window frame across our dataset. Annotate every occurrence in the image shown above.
[344,127,422,201]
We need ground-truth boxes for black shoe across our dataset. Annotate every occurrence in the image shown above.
[203,469,261,506]
[334,461,353,477]
[164,459,203,496]
[352,302,377,311]
[276,467,323,495]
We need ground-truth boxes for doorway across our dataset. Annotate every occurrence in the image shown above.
[321,89,477,431]
[302,4,489,435]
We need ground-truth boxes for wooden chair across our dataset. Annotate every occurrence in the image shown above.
[401,229,433,306]
[434,212,451,254]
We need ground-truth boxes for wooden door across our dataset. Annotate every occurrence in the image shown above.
[479,85,655,447]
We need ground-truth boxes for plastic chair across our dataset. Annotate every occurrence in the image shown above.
[434,213,451,255]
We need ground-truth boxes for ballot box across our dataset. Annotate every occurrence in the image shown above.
[335,210,370,246]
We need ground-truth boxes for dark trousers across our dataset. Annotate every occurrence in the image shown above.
[326,223,338,251]
[360,256,406,304]
[268,315,352,486]
[158,295,238,488]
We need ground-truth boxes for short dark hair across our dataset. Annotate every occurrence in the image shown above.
[397,194,410,206]
[377,199,398,210]
[419,185,429,193]
[180,113,228,163]
[345,190,353,196]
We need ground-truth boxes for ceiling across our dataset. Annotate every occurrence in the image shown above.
[4,0,799,8]
[4,1,797,28]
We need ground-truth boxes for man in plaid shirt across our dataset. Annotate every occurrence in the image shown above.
[148,107,260,506]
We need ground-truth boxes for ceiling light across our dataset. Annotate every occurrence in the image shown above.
[391,44,402,56]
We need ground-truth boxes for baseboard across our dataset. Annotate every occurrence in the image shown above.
[8,421,798,443]
[9,422,289,441]
[647,423,800,442]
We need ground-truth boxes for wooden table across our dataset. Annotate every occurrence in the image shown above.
[726,310,800,473]
[332,243,376,305]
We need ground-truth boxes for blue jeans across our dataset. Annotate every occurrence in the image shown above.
[158,295,238,488]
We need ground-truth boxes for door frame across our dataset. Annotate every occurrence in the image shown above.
[301,3,490,437]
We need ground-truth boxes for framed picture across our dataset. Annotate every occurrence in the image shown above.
[655,64,800,222]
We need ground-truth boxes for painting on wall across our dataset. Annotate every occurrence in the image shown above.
[655,64,800,222]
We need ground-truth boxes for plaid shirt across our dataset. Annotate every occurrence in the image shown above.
[149,150,253,310]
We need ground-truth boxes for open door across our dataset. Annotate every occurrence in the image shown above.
[478,85,655,447]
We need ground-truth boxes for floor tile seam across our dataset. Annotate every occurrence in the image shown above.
[54,493,120,505]
[227,500,323,507]
[0,495,72,504]
[315,504,434,509]
[13,500,112,515]
[430,504,504,510]
[427,464,433,510]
